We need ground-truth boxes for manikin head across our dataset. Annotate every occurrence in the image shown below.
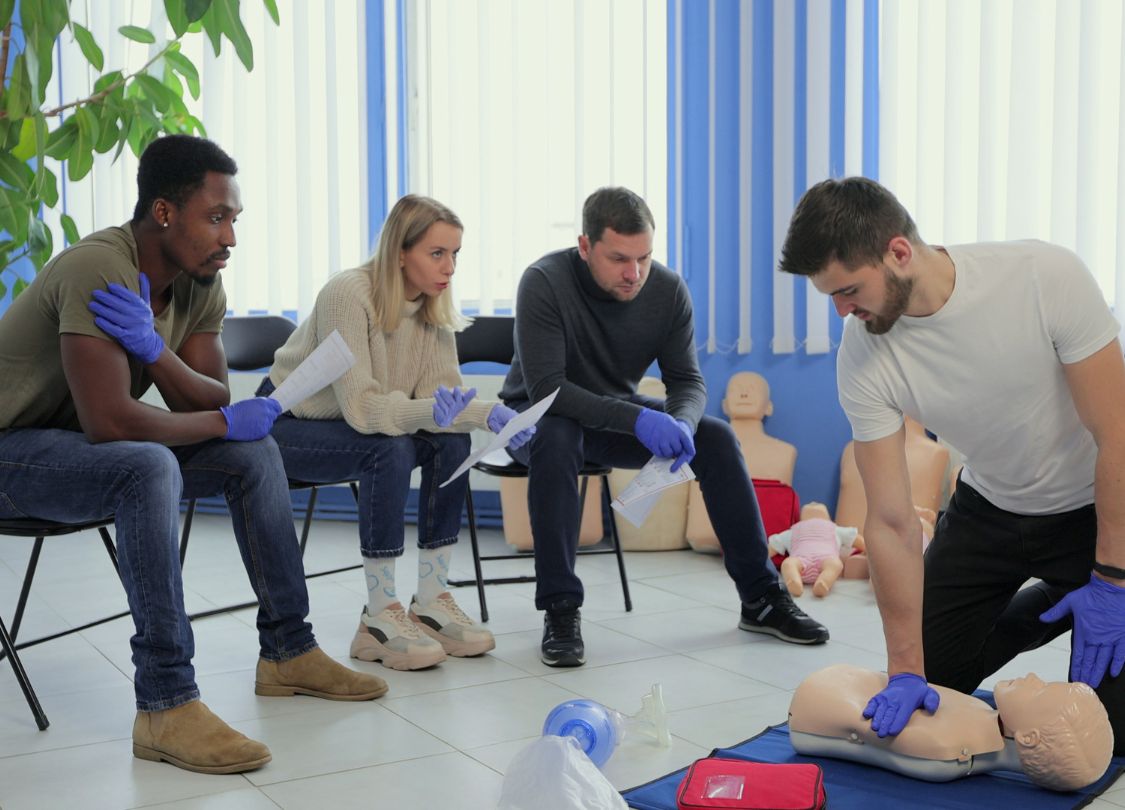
[799,502,831,522]
[994,673,1113,791]
[722,372,772,421]
[778,177,922,335]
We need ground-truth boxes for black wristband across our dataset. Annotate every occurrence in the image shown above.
[1093,561,1125,579]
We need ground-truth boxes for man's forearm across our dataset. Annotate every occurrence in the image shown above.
[147,351,230,411]
[865,521,927,675]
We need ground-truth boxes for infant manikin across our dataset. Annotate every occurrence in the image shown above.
[768,502,859,597]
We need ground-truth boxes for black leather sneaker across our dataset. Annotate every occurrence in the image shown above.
[541,599,585,667]
[739,587,829,644]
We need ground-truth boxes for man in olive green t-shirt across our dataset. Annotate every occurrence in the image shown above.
[0,135,385,775]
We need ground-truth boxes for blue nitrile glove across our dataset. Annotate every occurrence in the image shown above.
[634,408,695,471]
[433,385,477,427]
[862,673,940,738]
[219,397,282,441]
[1040,574,1125,688]
[488,403,536,450]
[88,272,165,365]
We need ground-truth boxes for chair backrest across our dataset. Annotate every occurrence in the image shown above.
[455,316,515,365]
[221,315,298,371]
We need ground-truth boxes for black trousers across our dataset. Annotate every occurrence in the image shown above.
[922,478,1125,754]
[507,395,779,611]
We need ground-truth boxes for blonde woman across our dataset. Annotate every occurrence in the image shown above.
[261,195,533,670]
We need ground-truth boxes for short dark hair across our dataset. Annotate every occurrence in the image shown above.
[582,186,655,245]
[131,135,238,223]
[778,176,921,277]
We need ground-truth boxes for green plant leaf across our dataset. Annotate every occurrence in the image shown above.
[72,23,105,72]
[186,0,212,22]
[200,3,223,55]
[164,0,189,37]
[119,25,156,44]
[0,188,30,244]
[0,277,6,299]
[205,0,254,69]
[45,118,79,160]
[94,119,119,154]
[11,117,37,160]
[93,69,125,95]
[262,0,280,25]
[28,216,50,254]
[4,54,31,118]
[134,74,174,113]
[12,277,28,297]
[0,0,15,29]
[67,119,96,182]
[74,106,102,149]
[60,214,80,245]
[0,152,34,192]
[164,50,200,99]
[30,113,48,200]
[36,167,58,208]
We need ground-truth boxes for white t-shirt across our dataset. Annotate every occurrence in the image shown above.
[837,240,1119,515]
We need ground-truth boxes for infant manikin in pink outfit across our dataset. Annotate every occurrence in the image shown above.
[768,502,860,597]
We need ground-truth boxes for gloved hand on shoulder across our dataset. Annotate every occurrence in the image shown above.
[88,272,165,365]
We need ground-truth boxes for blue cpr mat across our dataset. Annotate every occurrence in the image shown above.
[622,721,1125,810]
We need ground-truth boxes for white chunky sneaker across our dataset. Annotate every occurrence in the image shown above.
[409,592,496,657]
[349,603,447,671]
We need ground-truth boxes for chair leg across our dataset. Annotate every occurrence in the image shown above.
[0,614,48,730]
[601,475,632,612]
[179,498,197,567]
[11,537,44,642]
[98,526,121,579]
[462,485,489,623]
[299,486,320,556]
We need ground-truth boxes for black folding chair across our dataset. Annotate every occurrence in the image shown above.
[446,316,632,622]
[179,315,360,620]
[0,516,120,729]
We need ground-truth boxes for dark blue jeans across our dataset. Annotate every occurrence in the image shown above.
[0,428,316,712]
[267,415,471,558]
[507,395,778,610]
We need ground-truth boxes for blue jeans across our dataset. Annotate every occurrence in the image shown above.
[507,395,779,610]
[267,415,471,558]
[0,428,316,712]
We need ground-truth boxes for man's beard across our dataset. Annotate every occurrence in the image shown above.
[865,268,913,335]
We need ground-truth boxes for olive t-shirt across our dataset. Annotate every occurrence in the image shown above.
[0,223,226,430]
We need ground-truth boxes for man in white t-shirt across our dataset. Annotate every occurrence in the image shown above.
[778,176,1125,752]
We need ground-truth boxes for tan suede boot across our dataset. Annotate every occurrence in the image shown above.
[132,700,271,774]
[255,647,389,700]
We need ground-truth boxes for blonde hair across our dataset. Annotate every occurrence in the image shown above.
[365,194,467,333]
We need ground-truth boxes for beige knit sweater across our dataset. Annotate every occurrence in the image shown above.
[268,267,494,436]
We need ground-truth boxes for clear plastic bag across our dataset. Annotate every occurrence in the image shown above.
[496,735,628,810]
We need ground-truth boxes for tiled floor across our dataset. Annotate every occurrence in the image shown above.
[1,513,1123,809]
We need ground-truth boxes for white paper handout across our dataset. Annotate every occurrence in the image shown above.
[611,457,696,528]
[439,388,560,487]
[268,330,356,412]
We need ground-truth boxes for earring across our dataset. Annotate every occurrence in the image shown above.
[162,221,168,229]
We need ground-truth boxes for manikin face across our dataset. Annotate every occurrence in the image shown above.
[158,171,242,286]
[812,261,914,335]
[401,221,462,300]
[724,373,771,420]
[994,673,1057,735]
[578,226,653,302]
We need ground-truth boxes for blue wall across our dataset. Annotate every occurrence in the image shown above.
[667,0,876,510]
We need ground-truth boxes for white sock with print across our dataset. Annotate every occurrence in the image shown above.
[416,546,451,606]
[363,557,398,616]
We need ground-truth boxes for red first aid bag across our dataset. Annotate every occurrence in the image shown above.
[676,757,826,810]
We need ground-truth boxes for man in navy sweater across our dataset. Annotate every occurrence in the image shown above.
[500,186,828,667]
